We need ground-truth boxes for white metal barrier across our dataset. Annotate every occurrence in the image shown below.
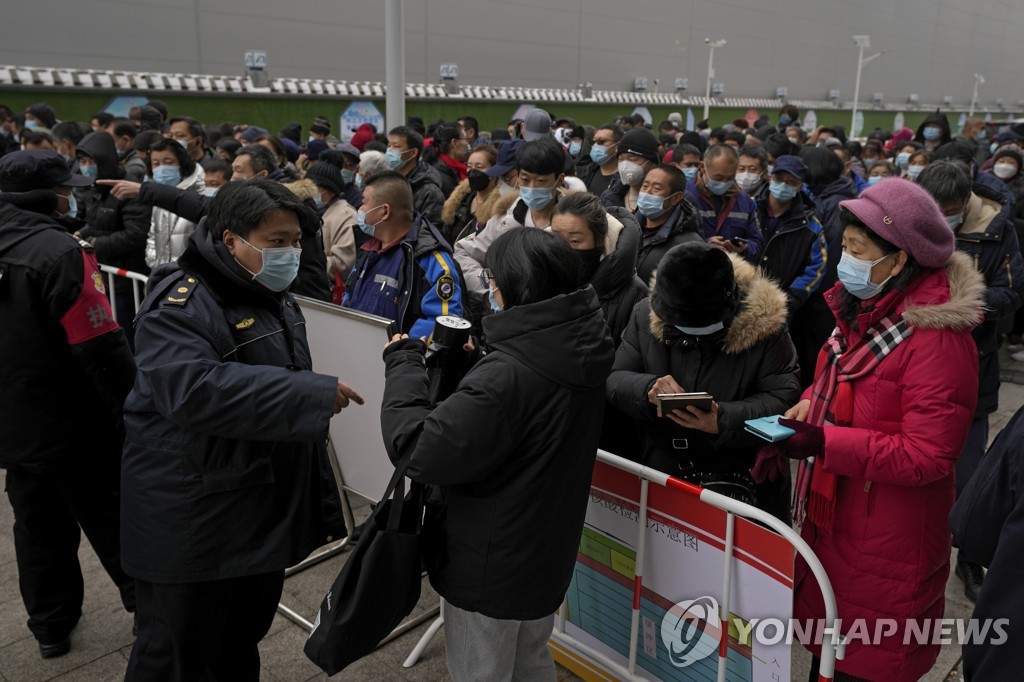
[404,450,846,681]
[97,264,149,322]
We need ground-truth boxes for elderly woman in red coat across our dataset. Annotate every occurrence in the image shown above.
[753,178,985,681]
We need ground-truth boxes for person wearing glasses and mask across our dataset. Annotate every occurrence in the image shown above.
[685,144,765,262]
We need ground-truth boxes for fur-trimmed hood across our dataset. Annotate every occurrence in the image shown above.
[283,178,320,201]
[902,251,985,331]
[440,180,504,228]
[648,253,789,354]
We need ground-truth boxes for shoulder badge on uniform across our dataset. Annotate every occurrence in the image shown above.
[436,275,455,302]
[165,276,198,306]
[91,271,106,294]
[234,318,255,329]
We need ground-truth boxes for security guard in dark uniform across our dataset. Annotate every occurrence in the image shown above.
[121,178,363,681]
[0,150,137,659]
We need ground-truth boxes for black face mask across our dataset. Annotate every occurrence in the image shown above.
[576,246,603,282]
[467,169,491,193]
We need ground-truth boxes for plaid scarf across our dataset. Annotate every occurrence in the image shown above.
[793,314,913,531]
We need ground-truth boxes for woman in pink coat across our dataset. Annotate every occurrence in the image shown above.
[753,178,985,681]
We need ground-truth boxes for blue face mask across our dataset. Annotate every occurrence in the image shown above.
[779,114,792,126]
[355,174,364,190]
[705,173,733,196]
[945,213,964,230]
[202,186,219,197]
[56,192,77,220]
[357,204,386,237]
[488,288,502,313]
[837,251,893,300]
[24,119,40,129]
[681,166,698,182]
[637,192,670,218]
[674,321,725,336]
[568,141,582,156]
[990,142,999,155]
[152,165,181,186]
[905,165,925,181]
[385,148,407,170]
[314,194,325,209]
[234,234,302,292]
[769,181,798,203]
[519,186,554,211]
[766,164,775,175]
[341,168,355,185]
[922,127,942,141]
[896,152,911,168]
[590,144,613,166]
[867,175,885,186]
[79,164,98,180]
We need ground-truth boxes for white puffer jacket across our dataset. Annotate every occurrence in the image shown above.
[145,166,206,268]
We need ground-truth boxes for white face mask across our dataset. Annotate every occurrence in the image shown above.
[735,172,763,193]
[618,160,645,187]
[993,163,1018,180]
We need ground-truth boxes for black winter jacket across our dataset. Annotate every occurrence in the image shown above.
[77,132,152,286]
[381,287,614,619]
[955,184,1024,415]
[949,405,1024,682]
[120,219,338,583]
[0,200,135,472]
[593,207,648,345]
[137,180,332,301]
[406,162,446,227]
[607,256,801,477]
[634,200,703,284]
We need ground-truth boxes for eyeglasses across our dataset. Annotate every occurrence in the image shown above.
[479,269,498,290]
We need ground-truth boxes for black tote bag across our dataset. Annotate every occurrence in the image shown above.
[303,457,424,675]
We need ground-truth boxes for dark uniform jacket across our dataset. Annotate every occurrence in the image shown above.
[120,218,338,583]
[0,199,135,472]
[381,287,614,620]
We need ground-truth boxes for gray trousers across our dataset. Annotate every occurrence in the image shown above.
[443,603,557,682]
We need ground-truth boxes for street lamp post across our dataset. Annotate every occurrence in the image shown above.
[384,0,405,134]
[850,35,889,138]
[969,74,985,118]
[704,39,726,121]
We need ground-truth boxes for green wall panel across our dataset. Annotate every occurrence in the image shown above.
[0,89,984,138]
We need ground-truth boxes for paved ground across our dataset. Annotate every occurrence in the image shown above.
[1,362,1021,681]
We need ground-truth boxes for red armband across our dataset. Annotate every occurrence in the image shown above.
[60,251,120,344]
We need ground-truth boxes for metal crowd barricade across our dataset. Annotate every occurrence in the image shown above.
[403,450,846,681]
[97,264,149,321]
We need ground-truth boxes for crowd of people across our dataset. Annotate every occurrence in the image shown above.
[1,96,1023,681]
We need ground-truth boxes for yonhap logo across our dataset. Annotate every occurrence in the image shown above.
[661,596,721,667]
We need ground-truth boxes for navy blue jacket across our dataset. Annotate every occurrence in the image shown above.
[685,180,765,261]
[121,219,338,583]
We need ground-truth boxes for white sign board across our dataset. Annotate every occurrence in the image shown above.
[295,296,394,501]
[440,63,459,80]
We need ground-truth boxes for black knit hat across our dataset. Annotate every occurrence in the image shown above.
[617,127,661,164]
[651,242,736,327]
[304,155,345,195]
